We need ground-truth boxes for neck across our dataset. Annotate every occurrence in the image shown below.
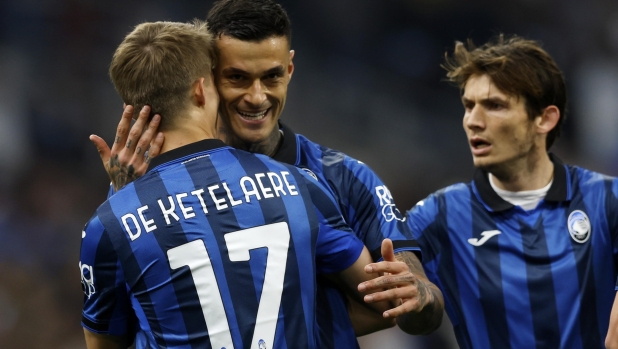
[489,151,554,192]
[160,111,217,154]
[225,125,283,157]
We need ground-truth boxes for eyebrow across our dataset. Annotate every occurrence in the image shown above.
[221,65,285,76]
[461,96,509,105]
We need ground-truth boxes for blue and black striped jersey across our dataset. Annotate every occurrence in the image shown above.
[273,123,419,348]
[407,155,618,349]
[80,139,364,349]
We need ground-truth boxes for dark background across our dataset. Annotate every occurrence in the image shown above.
[1,0,617,348]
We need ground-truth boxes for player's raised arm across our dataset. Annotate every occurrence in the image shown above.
[90,104,164,192]
[359,238,444,335]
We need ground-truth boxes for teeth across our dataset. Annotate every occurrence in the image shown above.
[238,109,268,120]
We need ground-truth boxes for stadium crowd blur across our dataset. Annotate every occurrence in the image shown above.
[0,0,617,348]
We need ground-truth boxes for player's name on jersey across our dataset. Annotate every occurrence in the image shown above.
[120,170,299,241]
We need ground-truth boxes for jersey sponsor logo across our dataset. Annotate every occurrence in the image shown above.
[375,185,405,222]
[301,168,318,181]
[468,230,501,246]
[79,262,96,298]
[258,339,267,349]
[568,210,591,243]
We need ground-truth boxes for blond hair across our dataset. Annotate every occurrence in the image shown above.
[109,20,215,130]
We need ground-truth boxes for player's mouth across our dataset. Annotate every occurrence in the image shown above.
[236,108,271,122]
[470,137,491,155]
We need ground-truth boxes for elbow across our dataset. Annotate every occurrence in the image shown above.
[396,308,443,336]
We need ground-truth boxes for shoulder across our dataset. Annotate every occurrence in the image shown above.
[409,182,472,212]
[567,164,618,197]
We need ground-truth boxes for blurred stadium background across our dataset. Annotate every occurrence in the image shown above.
[1,0,617,348]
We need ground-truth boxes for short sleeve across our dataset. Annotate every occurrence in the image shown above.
[80,214,133,335]
[299,169,364,274]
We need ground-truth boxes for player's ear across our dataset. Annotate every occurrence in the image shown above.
[193,77,206,106]
[536,105,560,135]
[287,50,295,79]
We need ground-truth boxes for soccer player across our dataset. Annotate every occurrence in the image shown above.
[80,20,392,349]
[89,0,445,346]
[361,34,618,349]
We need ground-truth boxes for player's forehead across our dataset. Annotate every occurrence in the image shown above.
[215,35,290,73]
[462,74,510,102]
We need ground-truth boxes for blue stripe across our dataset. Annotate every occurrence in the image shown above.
[98,199,168,346]
[520,212,561,348]
[131,171,196,349]
[569,169,603,348]
[495,216,535,348]
[542,203,581,348]
[183,153,247,349]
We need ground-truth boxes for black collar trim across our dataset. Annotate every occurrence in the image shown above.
[474,153,569,212]
[272,122,299,165]
[147,139,228,172]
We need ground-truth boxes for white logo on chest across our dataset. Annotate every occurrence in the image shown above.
[468,230,502,246]
[568,210,591,243]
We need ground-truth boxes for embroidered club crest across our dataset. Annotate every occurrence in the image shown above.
[567,210,591,243]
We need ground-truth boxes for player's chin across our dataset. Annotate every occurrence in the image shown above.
[472,157,495,171]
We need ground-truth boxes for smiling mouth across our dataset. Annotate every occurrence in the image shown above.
[237,108,270,121]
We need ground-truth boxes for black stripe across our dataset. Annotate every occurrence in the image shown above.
[520,215,560,348]
[235,150,310,348]
[424,191,472,349]
[133,169,207,349]
[472,198,510,348]
[98,201,163,345]
[568,169,603,348]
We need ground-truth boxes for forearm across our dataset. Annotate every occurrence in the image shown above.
[346,293,395,336]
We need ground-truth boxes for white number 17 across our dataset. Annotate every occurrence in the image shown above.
[167,222,291,349]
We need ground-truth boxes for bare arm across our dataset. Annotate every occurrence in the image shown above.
[359,239,444,335]
[90,105,164,192]
[83,329,131,349]
[346,292,396,336]
[324,246,395,318]
[606,291,618,349]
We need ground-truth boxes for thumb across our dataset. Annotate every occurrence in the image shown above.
[89,134,111,164]
[381,238,395,263]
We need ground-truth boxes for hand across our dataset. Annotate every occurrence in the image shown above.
[90,105,164,192]
[358,239,434,319]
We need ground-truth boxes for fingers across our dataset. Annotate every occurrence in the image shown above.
[359,271,417,293]
[146,132,164,164]
[90,134,111,166]
[133,114,160,159]
[383,298,423,318]
[111,105,135,154]
[365,260,408,275]
[125,105,152,153]
[381,238,395,263]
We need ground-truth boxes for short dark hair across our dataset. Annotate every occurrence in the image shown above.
[443,34,567,149]
[206,0,291,45]
[109,21,215,131]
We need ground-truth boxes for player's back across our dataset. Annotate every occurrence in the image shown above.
[80,140,362,349]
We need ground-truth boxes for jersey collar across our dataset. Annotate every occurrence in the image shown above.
[147,139,228,172]
[474,153,569,212]
[272,122,299,165]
